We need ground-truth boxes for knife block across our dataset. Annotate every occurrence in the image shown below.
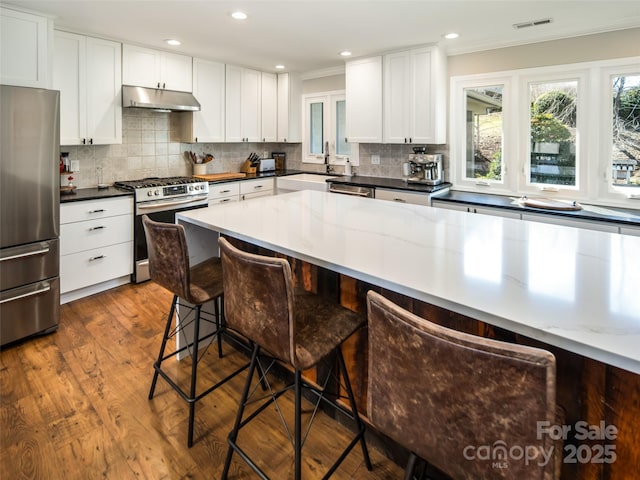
[240,159,256,174]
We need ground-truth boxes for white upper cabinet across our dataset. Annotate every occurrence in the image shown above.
[277,72,301,143]
[122,44,192,92]
[345,56,383,143]
[383,46,447,144]
[225,65,261,142]
[192,58,225,143]
[54,31,122,145]
[261,72,277,142]
[0,7,51,88]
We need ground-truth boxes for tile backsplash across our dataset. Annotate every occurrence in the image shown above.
[62,108,447,188]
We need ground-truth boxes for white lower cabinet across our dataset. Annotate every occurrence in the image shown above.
[207,178,274,205]
[240,178,274,200]
[375,188,430,206]
[620,225,640,236]
[60,196,133,303]
[521,212,619,233]
[432,200,521,219]
[208,182,240,206]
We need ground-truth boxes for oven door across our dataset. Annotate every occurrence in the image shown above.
[133,195,208,283]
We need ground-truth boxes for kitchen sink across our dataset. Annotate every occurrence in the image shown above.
[277,173,338,193]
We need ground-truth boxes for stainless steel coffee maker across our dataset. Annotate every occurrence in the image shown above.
[407,153,443,185]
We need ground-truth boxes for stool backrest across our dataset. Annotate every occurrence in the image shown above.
[366,291,557,480]
[219,237,295,364]
[142,215,191,302]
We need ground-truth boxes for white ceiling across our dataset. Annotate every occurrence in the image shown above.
[4,0,640,75]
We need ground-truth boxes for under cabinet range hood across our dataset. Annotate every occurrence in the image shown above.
[122,85,201,112]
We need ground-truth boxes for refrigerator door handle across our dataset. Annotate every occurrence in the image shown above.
[0,245,50,262]
[0,282,51,305]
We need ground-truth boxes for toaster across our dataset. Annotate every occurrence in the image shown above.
[259,158,276,172]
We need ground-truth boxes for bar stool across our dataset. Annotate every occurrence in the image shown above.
[366,291,561,480]
[218,237,372,480]
[142,215,247,447]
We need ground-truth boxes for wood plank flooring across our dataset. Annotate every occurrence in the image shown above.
[0,282,404,479]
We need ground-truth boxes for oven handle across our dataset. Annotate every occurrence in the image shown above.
[137,196,208,210]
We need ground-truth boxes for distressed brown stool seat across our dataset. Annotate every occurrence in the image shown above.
[218,237,372,480]
[142,215,247,447]
[366,291,562,480]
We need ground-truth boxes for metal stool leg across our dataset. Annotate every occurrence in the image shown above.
[294,369,303,480]
[216,296,224,358]
[149,295,178,400]
[404,452,419,480]
[337,348,372,471]
[187,304,202,448]
[222,343,260,480]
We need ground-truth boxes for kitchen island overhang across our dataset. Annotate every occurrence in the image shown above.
[177,190,640,375]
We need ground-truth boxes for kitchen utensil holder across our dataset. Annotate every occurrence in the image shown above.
[193,164,207,175]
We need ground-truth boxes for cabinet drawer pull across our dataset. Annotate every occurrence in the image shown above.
[219,189,231,194]
[88,225,106,231]
[393,198,406,203]
[88,209,105,214]
[220,198,231,203]
[89,255,106,261]
[254,185,263,189]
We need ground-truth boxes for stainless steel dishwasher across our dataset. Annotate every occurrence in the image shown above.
[328,183,375,198]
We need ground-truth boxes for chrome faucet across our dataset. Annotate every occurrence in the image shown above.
[324,141,334,174]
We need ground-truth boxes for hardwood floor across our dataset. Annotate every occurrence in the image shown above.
[0,282,404,479]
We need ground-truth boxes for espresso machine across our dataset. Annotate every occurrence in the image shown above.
[406,153,444,185]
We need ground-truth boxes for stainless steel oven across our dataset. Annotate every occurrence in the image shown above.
[114,177,209,283]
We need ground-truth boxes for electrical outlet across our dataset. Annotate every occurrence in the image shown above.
[371,154,380,165]
[70,160,80,171]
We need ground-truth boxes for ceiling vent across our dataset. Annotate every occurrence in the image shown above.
[513,18,553,29]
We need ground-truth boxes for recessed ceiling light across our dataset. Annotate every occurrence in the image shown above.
[231,11,248,20]
[444,33,459,40]
[275,65,285,69]
[340,51,352,57]
[165,39,181,46]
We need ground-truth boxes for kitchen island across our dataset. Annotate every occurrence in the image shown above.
[177,190,640,478]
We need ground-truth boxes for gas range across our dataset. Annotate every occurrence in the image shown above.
[114,176,209,203]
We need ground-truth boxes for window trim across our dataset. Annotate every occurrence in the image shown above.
[450,56,640,208]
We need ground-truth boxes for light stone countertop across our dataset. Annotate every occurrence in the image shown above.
[177,190,640,374]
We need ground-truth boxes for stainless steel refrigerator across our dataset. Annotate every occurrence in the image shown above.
[0,85,60,346]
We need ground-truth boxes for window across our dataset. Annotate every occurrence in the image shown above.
[302,91,359,166]
[611,74,640,189]
[451,56,640,207]
[464,86,504,183]
[528,80,578,187]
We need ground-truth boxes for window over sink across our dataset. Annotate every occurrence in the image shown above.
[302,90,359,166]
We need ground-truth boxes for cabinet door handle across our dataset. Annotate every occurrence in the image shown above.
[89,138,93,145]
[82,138,86,144]
[88,225,106,231]
[89,255,106,261]
[157,82,160,88]
[88,209,105,214]
[162,82,166,89]
[195,137,198,143]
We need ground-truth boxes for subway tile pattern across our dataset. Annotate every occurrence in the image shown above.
[61,108,448,187]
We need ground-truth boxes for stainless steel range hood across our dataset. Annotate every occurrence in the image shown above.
[122,85,200,112]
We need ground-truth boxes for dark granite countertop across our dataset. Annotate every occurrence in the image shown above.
[434,190,640,227]
[327,175,452,194]
[60,186,133,203]
[59,170,308,203]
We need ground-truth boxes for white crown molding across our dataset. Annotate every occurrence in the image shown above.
[301,65,345,80]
